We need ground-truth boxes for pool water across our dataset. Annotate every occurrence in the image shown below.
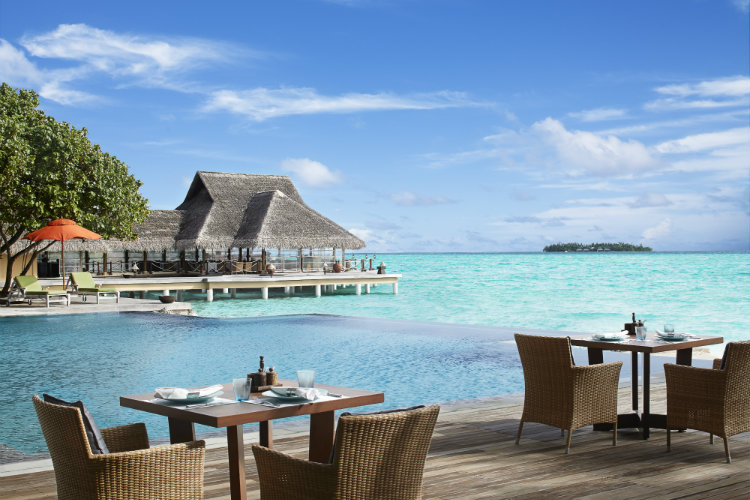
[1,313,526,454]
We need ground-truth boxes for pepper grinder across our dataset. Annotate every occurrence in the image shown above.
[266,367,278,386]
[248,355,267,391]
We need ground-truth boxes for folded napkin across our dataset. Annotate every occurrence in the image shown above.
[155,384,223,400]
[270,386,320,400]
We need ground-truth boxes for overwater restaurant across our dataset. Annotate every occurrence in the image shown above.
[34,171,367,279]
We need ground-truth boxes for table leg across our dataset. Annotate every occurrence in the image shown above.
[676,348,693,366]
[631,351,639,412]
[260,420,273,448]
[168,417,196,444]
[642,353,651,439]
[587,347,604,364]
[309,411,335,463]
[226,425,247,500]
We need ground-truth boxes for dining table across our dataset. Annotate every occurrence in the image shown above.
[121,380,384,500]
[569,332,723,439]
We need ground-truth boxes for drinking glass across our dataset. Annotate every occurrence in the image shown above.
[663,324,675,335]
[297,369,315,388]
[232,377,252,401]
[635,326,647,341]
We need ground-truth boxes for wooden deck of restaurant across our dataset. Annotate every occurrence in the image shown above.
[1,379,747,500]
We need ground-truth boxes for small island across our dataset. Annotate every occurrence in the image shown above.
[543,242,652,252]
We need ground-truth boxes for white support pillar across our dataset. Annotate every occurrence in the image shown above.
[222,288,229,294]
[206,289,214,302]
[176,290,183,301]
[284,286,291,295]
[315,284,321,297]
[392,282,398,294]
[355,283,361,295]
[231,288,237,298]
[162,289,170,296]
[365,283,371,294]
[333,284,338,291]
[262,287,269,300]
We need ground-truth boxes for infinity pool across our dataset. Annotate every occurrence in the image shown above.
[1,313,531,454]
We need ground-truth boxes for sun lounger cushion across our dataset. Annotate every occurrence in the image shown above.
[42,394,109,454]
[14,276,66,295]
[71,273,118,292]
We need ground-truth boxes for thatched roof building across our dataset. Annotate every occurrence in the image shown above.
[111,171,365,252]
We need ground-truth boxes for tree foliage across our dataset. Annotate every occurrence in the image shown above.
[542,242,653,252]
[0,82,149,293]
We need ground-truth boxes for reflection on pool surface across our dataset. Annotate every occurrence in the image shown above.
[0,313,526,454]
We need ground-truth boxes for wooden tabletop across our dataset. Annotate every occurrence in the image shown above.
[569,333,723,354]
[120,379,384,428]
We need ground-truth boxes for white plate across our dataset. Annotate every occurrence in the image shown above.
[155,390,223,404]
[262,388,328,400]
[657,333,688,341]
[592,333,626,341]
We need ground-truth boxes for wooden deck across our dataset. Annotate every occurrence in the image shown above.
[1,380,747,500]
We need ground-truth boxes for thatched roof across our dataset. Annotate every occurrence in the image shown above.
[234,190,365,249]
[102,171,365,251]
[105,210,185,251]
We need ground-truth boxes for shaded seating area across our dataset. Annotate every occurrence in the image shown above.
[252,404,440,500]
[69,272,120,303]
[514,333,622,453]
[4,275,69,308]
[665,340,750,463]
[33,395,206,500]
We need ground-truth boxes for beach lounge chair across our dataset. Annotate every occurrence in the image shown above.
[5,275,70,308]
[252,404,440,500]
[665,340,750,463]
[33,395,205,500]
[514,333,622,453]
[69,272,120,303]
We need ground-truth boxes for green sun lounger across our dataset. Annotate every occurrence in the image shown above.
[70,272,120,304]
[6,275,70,308]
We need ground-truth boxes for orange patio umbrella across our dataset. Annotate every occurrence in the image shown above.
[24,219,102,288]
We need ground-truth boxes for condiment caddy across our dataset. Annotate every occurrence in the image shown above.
[247,356,282,392]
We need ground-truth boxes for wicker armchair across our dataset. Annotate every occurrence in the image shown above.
[665,340,750,463]
[33,395,206,500]
[514,333,622,453]
[252,404,440,500]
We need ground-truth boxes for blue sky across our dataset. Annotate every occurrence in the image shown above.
[1,0,748,252]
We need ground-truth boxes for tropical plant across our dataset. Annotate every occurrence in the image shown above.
[0,83,149,295]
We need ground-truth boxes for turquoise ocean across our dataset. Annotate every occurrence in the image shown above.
[191,252,750,353]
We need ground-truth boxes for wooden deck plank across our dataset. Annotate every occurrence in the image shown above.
[1,381,747,500]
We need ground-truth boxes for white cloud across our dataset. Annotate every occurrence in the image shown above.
[21,24,237,76]
[630,192,672,208]
[389,191,453,206]
[645,76,750,111]
[0,24,248,104]
[655,127,750,154]
[204,87,480,121]
[733,0,750,13]
[0,39,43,84]
[531,118,657,176]
[568,108,627,122]
[655,76,749,97]
[280,158,342,187]
[642,218,672,240]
